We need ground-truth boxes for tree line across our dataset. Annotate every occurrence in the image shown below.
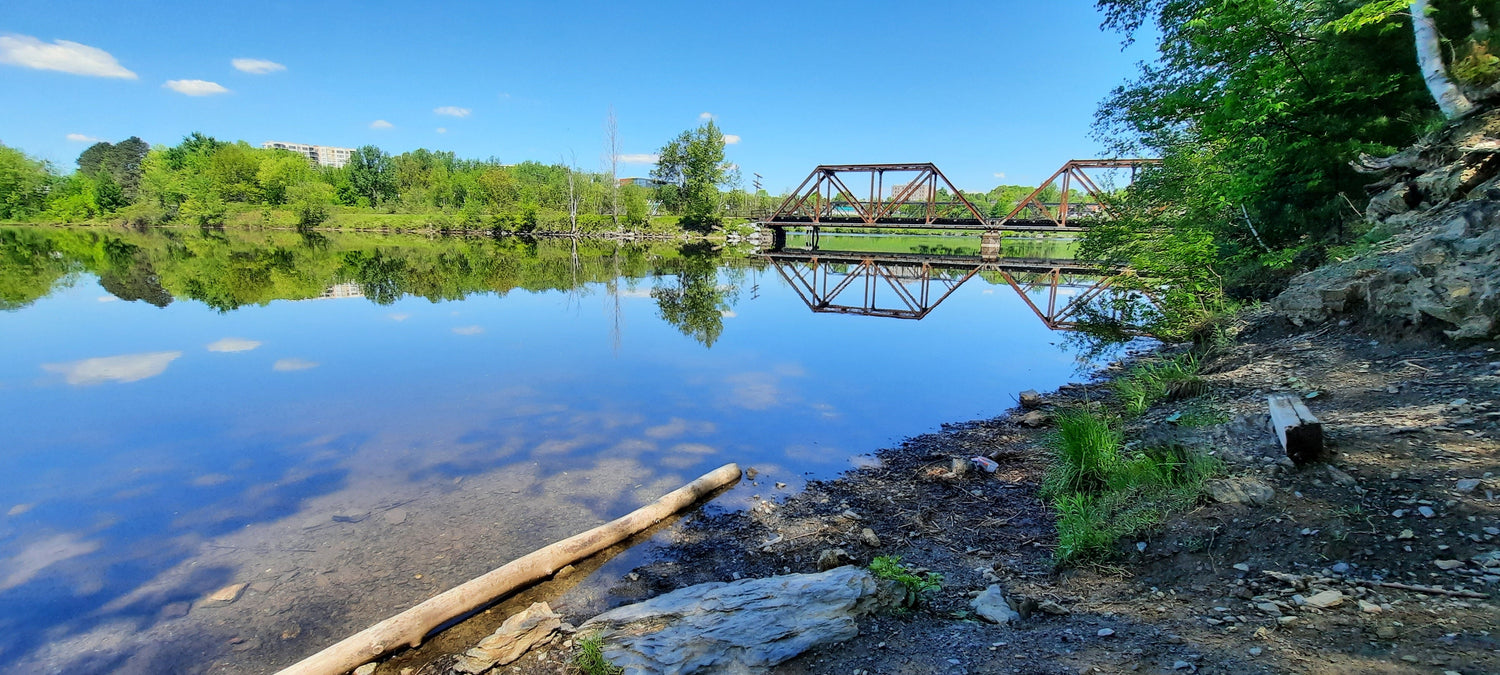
[1081,0,1498,338]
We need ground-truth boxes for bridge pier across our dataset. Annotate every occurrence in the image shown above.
[765,226,786,251]
[981,231,1002,262]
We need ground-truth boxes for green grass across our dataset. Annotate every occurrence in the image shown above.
[572,633,622,675]
[1111,353,1206,416]
[1042,410,1221,566]
[869,555,943,608]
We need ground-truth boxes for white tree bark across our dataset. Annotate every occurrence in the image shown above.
[1412,0,1475,119]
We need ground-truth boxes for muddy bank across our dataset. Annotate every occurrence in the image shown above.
[392,308,1499,675]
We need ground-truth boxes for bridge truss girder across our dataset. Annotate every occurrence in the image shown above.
[768,163,988,227]
[998,158,1160,229]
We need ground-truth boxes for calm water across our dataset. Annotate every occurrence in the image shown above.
[0,226,1114,673]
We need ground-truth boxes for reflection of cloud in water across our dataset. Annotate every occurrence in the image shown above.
[452,325,484,335]
[42,351,182,385]
[191,474,231,487]
[618,288,653,298]
[388,313,411,321]
[96,296,117,303]
[723,372,783,410]
[272,358,318,372]
[0,533,100,592]
[784,443,844,464]
[644,417,716,439]
[720,310,737,318]
[206,337,261,353]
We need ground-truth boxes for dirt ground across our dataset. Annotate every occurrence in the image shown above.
[387,308,1500,675]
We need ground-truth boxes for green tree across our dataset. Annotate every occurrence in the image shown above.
[345,145,396,207]
[77,137,149,199]
[257,150,315,205]
[652,120,730,233]
[0,144,55,220]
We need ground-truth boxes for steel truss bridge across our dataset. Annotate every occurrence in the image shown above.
[764,249,1157,331]
[759,159,1158,234]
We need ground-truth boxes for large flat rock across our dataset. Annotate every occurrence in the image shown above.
[579,566,891,674]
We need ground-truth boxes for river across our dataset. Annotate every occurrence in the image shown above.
[0,225,1124,673]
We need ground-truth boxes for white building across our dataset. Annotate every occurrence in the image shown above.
[262,141,356,169]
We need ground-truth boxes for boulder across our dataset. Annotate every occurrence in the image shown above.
[1017,410,1051,428]
[1018,390,1043,409]
[579,566,893,674]
[450,602,562,673]
[1205,477,1275,506]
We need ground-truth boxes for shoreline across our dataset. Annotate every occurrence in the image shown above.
[388,308,1499,674]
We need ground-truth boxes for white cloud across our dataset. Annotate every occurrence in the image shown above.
[163,79,229,96]
[272,358,318,372]
[369,119,393,129]
[206,337,261,353]
[434,106,470,118]
[698,112,714,121]
[617,153,659,164]
[67,133,103,143]
[0,34,136,79]
[722,134,740,145]
[452,325,484,335]
[436,127,447,134]
[42,351,182,385]
[993,172,1007,179]
[231,58,285,74]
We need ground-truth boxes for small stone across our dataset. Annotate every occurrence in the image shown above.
[971,585,1021,624]
[1018,390,1043,409]
[1017,410,1051,428]
[280,623,302,640]
[1305,590,1344,609]
[1418,506,1435,518]
[1097,628,1115,638]
[1398,529,1415,540]
[1330,562,1349,574]
[1326,466,1357,487]
[1173,661,1192,671]
[1455,478,1482,493]
[1233,563,1251,572]
[1255,602,1281,616]
[1434,559,1465,570]
[1136,542,1147,552]
[1376,626,1397,639]
[554,565,576,579]
[201,583,248,607]
[816,548,851,571]
[1277,616,1298,626]
[1036,599,1070,615]
[859,528,881,548]
[1392,509,1406,518]
[1358,600,1382,613]
[354,664,376,675]
[159,601,190,620]
[1205,477,1275,506]
[383,508,408,525]
[1248,647,1262,656]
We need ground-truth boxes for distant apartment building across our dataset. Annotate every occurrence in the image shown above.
[891,182,934,202]
[261,141,356,169]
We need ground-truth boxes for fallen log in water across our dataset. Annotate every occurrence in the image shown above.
[277,463,743,675]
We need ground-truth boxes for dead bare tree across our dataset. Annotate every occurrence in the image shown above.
[605,107,621,234]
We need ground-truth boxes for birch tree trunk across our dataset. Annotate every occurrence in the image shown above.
[606,107,621,233]
[1412,0,1474,119]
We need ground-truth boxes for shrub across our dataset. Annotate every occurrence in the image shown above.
[572,633,622,675]
[869,555,943,608]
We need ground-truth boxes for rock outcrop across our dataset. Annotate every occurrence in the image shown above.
[578,566,894,675]
[1274,107,1500,340]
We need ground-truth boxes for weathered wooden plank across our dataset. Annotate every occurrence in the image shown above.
[1269,393,1324,465]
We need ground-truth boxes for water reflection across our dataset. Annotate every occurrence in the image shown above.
[0,225,1126,673]
[764,233,1158,333]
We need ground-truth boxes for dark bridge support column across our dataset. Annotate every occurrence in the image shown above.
[768,226,787,251]
[981,231,1002,262]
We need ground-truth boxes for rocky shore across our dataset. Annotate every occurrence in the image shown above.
[367,302,1496,675]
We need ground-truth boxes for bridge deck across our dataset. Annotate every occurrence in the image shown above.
[762,250,1113,276]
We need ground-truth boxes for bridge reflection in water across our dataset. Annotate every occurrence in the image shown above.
[762,247,1156,332]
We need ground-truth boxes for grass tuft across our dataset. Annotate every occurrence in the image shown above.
[869,555,943,609]
[1042,409,1222,567]
[1111,354,1206,416]
[572,633,622,675]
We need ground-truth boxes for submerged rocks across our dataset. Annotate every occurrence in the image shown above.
[199,582,247,608]
[579,566,892,674]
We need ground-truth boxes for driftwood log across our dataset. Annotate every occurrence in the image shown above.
[277,463,743,675]
[1268,393,1324,465]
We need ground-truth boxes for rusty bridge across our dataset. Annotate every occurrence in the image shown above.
[759,159,1157,242]
[763,247,1158,332]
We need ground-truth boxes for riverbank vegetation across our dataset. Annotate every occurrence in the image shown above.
[1081,0,1499,340]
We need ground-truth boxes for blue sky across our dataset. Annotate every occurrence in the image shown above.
[0,0,1150,193]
